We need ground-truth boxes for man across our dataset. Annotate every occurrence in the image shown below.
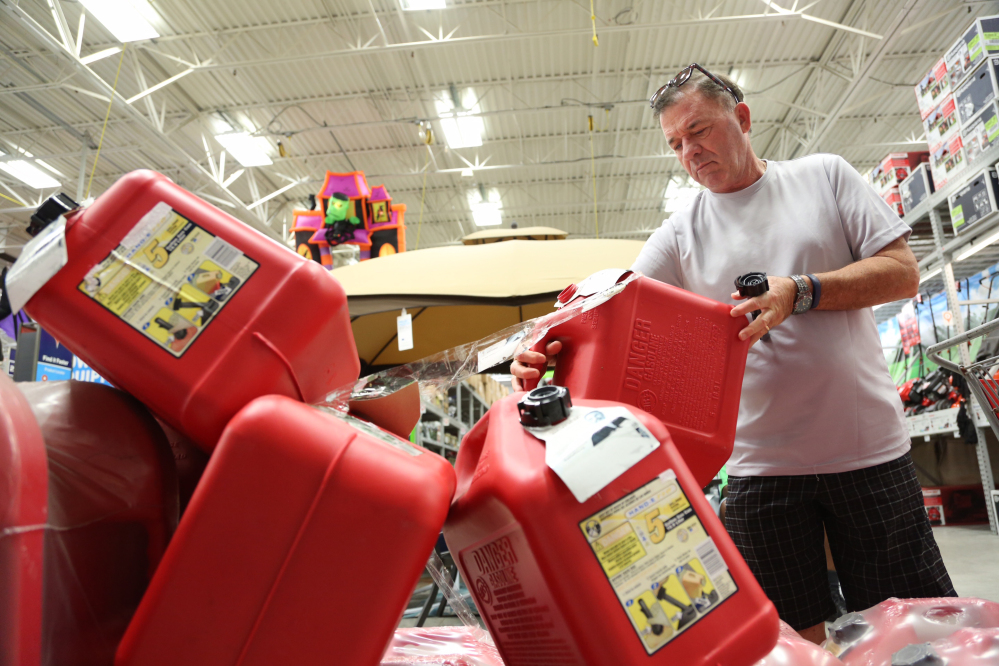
[511,65,954,644]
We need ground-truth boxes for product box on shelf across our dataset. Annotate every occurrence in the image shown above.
[921,485,990,525]
[870,152,929,196]
[916,58,950,120]
[900,163,935,216]
[931,134,967,188]
[924,95,962,148]
[948,165,999,234]
[923,488,946,526]
[962,100,999,163]
[954,56,999,125]
[882,188,904,217]
[976,15,999,56]
[946,20,988,88]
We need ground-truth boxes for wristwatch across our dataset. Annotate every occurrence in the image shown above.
[790,275,813,314]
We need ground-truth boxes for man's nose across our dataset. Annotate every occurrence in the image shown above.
[682,138,701,162]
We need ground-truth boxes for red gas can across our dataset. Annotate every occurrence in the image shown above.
[443,388,778,666]
[0,374,47,666]
[17,380,178,666]
[526,274,749,487]
[116,395,456,666]
[16,171,359,450]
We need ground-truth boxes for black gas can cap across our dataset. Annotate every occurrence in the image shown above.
[28,193,78,237]
[827,613,870,645]
[891,643,943,666]
[518,385,572,427]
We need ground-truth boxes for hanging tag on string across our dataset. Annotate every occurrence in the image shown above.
[397,308,414,351]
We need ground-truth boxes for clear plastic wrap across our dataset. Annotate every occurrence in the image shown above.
[324,270,639,411]
[381,627,505,666]
[890,627,999,665]
[424,547,490,641]
[1,379,178,666]
[823,598,999,666]
[754,622,845,666]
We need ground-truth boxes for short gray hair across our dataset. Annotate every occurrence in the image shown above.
[652,69,745,120]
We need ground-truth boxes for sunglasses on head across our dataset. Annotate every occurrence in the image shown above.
[649,63,741,109]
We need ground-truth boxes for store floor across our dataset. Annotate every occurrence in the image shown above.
[933,524,999,601]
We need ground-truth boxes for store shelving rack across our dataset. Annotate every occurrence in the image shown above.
[897,140,999,535]
[415,380,492,459]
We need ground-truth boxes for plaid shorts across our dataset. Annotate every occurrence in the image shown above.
[724,452,956,630]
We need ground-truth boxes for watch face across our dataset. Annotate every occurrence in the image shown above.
[792,275,812,314]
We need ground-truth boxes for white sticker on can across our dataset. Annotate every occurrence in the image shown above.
[526,406,659,503]
[6,216,69,314]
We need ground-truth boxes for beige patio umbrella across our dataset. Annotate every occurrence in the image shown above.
[461,226,568,244]
[332,239,645,370]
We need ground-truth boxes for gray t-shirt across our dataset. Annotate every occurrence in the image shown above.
[632,154,911,477]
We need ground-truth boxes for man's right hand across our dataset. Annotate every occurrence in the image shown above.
[510,340,563,391]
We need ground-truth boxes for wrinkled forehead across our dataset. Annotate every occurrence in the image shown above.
[659,93,726,139]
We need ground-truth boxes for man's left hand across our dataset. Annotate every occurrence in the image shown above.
[730,277,797,345]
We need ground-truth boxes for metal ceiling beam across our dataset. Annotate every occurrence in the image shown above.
[797,0,921,155]
[0,0,281,241]
[184,12,848,74]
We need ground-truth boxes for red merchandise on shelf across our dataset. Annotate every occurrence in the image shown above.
[19,170,359,450]
[823,597,999,666]
[116,395,456,666]
[524,274,749,486]
[443,391,779,666]
[922,485,990,525]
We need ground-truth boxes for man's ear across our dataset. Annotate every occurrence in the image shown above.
[736,102,752,134]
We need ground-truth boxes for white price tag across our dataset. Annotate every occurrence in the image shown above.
[6,216,69,314]
[526,406,659,503]
[397,309,414,351]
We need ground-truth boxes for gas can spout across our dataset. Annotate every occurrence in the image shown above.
[28,193,78,237]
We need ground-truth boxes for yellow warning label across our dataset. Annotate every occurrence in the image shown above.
[78,203,258,358]
[579,470,738,655]
[593,523,646,577]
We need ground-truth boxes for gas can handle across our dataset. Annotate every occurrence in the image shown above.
[520,338,549,392]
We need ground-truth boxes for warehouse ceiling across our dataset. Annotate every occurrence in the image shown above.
[1,0,998,294]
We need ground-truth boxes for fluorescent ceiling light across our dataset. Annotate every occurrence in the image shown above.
[461,169,473,178]
[436,91,484,149]
[663,176,701,213]
[955,228,999,262]
[214,133,273,167]
[79,0,159,42]
[0,159,61,189]
[402,0,447,9]
[80,46,122,65]
[919,266,942,284]
[468,187,502,226]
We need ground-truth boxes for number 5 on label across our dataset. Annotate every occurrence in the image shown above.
[645,508,666,544]
[143,239,168,268]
